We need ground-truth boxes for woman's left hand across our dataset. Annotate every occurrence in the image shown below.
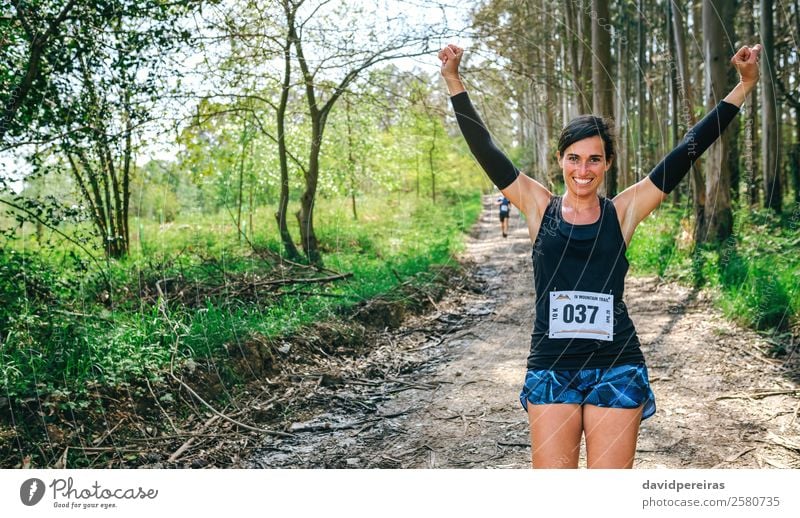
[731,44,762,86]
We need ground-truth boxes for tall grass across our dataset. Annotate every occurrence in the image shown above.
[0,189,482,399]
[627,202,800,334]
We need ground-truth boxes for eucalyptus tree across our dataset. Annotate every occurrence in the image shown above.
[760,0,781,213]
[591,0,616,196]
[699,0,735,243]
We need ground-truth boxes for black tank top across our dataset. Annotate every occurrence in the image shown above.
[528,195,645,370]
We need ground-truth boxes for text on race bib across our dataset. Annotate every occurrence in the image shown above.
[549,290,613,341]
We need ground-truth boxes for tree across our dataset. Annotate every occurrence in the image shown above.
[200,0,442,264]
[667,0,681,203]
[565,0,593,115]
[774,0,800,204]
[671,0,705,241]
[698,0,734,243]
[3,1,200,258]
[0,0,78,143]
[285,0,438,264]
[761,0,781,213]
[741,0,760,206]
[591,0,617,196]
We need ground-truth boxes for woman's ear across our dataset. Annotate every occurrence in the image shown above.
[605,156,614,172]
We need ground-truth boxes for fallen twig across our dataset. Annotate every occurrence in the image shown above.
[92,419,125,447]
[145,377,179,435]
[169,372,292,437]
[168,414,220,463]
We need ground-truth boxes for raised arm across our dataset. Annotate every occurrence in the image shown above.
[614,44,761,244]
[438,44,550,221]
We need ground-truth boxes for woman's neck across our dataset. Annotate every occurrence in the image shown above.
[562,191,600,213]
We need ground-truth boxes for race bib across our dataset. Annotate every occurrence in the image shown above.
[500,205,509,213]
[549,290,613,341]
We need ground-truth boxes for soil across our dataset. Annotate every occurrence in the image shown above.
[245,196,800,469]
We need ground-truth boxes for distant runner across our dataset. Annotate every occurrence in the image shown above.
[497,195,511,237]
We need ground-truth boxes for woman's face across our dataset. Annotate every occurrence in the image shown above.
[557,135,612,197]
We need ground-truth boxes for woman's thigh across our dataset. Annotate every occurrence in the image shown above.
[527,403,583,468]
[582,404,643,468]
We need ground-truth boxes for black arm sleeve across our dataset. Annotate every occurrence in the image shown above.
[450,91,520,189]
[647,100,740,194]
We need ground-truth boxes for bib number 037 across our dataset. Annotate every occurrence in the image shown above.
[549,290,613,341]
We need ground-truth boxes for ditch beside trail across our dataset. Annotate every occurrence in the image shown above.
[246,196,800,469]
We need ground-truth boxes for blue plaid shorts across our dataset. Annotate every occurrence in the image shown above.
[519,363,656,420]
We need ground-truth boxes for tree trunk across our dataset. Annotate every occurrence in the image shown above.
[237,117,247,243]
[637,0,646,179]
[725,0,741,204]
[592,0,617,196]
[579,0,593,114]
[565,0,586,114]
[275,13,301,260]
[617,9,629,189]
[761,0,782,213]
[296,114,324,265]
[667,0,681,203]
[672,1,705,241]
[345,96,358,220]
[429,120,437,203]
[794,107,800,204]
[699,0,733,243]
[122,87,132,253]
[742,0,760,206]
[61,55,129,259]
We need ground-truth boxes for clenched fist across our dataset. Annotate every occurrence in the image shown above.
[438,43,464,80]
[730,44,761,86]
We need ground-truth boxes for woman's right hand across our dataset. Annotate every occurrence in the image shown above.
[438,44,464,80]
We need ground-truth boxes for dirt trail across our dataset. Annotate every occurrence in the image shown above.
[248,196,800,469]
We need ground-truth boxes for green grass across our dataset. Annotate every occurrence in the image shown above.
[0,189,483,400]
[628,202,800,334]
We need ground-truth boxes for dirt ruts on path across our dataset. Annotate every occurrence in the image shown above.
[248,196,800,469]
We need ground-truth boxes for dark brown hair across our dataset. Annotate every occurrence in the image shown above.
[557,115,616,161]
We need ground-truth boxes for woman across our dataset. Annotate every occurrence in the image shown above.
[438,43,761,468]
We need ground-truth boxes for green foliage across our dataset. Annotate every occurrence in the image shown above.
[0,190,482,401]
[626,209,681,278]
[628,203,800,333]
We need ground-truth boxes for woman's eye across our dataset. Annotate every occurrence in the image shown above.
[568,156,579,163]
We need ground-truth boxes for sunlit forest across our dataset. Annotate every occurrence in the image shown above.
[1,0,798,469]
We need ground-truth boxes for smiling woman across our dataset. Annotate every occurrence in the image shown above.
[438,42,762,469]
[556,116,615,225]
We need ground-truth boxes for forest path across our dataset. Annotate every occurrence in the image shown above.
[248,196,800,468]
